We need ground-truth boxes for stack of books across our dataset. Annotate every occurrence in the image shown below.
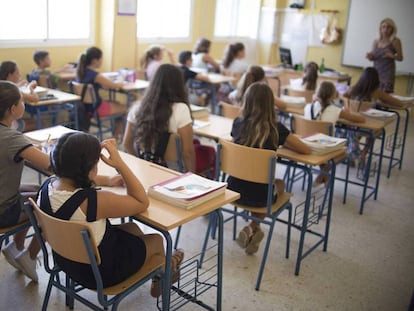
[148,172,227,209]
[301,133,347,155]
[190,104,209,119]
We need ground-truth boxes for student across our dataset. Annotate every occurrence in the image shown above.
[0,61,39,103]
[304,81,365,185]
[227,82,310,254]
[76,46,124,133]
[343,66,404,165]
[0,81,50,282]
[123,64,196,172]
[221,42,248,77]
[140,45,175,81]
[290,61,319,91]
[31,50,73,88]
[192,38,220,72]
[37,132,183,296]
[229,65,287,111]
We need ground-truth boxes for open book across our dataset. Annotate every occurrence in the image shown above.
[148,172,227,209]
[361,108,395,119]
[301,133,347,155]
[24,125,77,144]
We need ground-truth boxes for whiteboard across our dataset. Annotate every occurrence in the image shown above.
[342,0,414,73]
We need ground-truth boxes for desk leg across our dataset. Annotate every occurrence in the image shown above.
[374,129,385,201]
[73,102,79,130]
[386,111,400,178]
[323,160,336,251]
[209,84,217,115]
[215,209,223,311]
[156,230,172,311]
[295,166,313,275]
[36,108,42,129]
[399,108,410,169]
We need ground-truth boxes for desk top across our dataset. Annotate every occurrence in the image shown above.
[193,115,234,141]
[337,117,389,130]
[121,79,150,91]
[55,71,76,81]
[263,66,351,81]
[98,151,239,231]
[206,73,235,84]
[26,88,80,106]
[278,147,346,166]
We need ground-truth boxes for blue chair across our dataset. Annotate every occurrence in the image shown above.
[68,81,127,140]
[25,198,164,311]
[202,139,293,290]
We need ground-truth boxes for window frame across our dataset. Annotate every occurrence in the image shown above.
[0,0,95,48]
[136,0,193,43]
[213,0,261,40]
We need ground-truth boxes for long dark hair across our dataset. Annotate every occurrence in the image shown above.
[237,82,279,149]
[77,47,103,80]
[193,38,211,54]
[235,65,265,103]
[0,61,17,81]
[349,67,380,101]
[302,61,318,91]
[0,81,21,120]
[222,42,245,68]
[51,132,101,189]
[134,64,189,152]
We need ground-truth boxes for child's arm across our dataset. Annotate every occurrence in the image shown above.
[274,97,287,111]
[284,134,311,154]
[202,54,221,71]
[373,89,405,108]
[339,108,366,123]
[164,48,176,64]
[195,73,211,83]
[19,146,51,171]
[95,74,124,91]
[97,139,149,219]
[122,121,137,155]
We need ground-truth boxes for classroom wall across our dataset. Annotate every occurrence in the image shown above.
[0,0,409,94]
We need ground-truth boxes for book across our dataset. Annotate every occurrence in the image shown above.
[24,125,77,144]
[280,95,306,108]
[301,133,347,155]
[391,94,414,103]
[190,104,210,119]
[192,120,210,129]
[361,108,395,119]
[148,172,227,209]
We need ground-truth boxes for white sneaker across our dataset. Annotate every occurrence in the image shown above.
[2,241,23,272]
[15,249,38,282]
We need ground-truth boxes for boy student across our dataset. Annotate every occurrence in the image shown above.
[178,50,212,106]
[31,50,73,88]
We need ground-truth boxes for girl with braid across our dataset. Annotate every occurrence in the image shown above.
[37,132,184,296]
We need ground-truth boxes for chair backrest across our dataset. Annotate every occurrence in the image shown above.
[68,81,97,105]
[267,77,281,97]
[287,88,314,103]
[217,138,276,185]
[292,114,333,136]
[219,102,240,119]
[37,75,53,88]
[27,198,101,265]
[164,133,185,172]
[344,98,373,113]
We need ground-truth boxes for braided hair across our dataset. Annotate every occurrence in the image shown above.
[51,132,101,189]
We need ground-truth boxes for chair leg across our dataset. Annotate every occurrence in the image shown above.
[255,221,276,291]
[174,225,182,249]
[42,275,55,311]
[285,204,292,259]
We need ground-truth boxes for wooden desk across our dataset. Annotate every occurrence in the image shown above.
[277,147,346,275]
[98,152,239,311]
[193,115,233,141]
[26,88,80,129]
[55,71,76,81]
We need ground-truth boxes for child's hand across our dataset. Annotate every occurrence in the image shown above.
[28,80,38,91]
[107,175,125,187]
[100,139,124,169]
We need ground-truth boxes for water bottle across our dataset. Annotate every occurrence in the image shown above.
[319,58,325,73]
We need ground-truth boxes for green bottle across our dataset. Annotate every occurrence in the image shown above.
[320,58,325,73]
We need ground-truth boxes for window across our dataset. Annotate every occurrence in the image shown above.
[0,0,94,47]
[137,0,192,40]
[214,0,261,38]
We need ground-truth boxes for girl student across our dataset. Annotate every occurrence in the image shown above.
[76,46,125,134]
[140,45,175,81]
[123,64,196,172]
[229,65,287,111]
[227,82,310,255]
[221,42,248,77]
[38,132,184,297]
[0,81,50,282]
[290,61,319,91]
[0,61,39,103]
[192,38,221,72]
[304,81,365,185]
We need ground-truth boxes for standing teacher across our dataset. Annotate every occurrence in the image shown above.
[366,18,403,93]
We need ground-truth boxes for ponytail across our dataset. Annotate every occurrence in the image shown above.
[222,42,245,69]
[77,53,87,80]
[140,46,162,69]
[76,47,103,80]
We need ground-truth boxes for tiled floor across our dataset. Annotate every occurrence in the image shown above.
[1,120,413,310]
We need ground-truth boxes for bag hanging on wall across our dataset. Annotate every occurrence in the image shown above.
[320,13,342,45]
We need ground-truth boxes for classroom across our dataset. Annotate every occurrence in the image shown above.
[0,0,413,310]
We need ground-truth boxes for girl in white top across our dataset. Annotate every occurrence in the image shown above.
[123,64,195,172]
[221,42,248,77]
[192,38,220,72]
[304,81,365,124]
